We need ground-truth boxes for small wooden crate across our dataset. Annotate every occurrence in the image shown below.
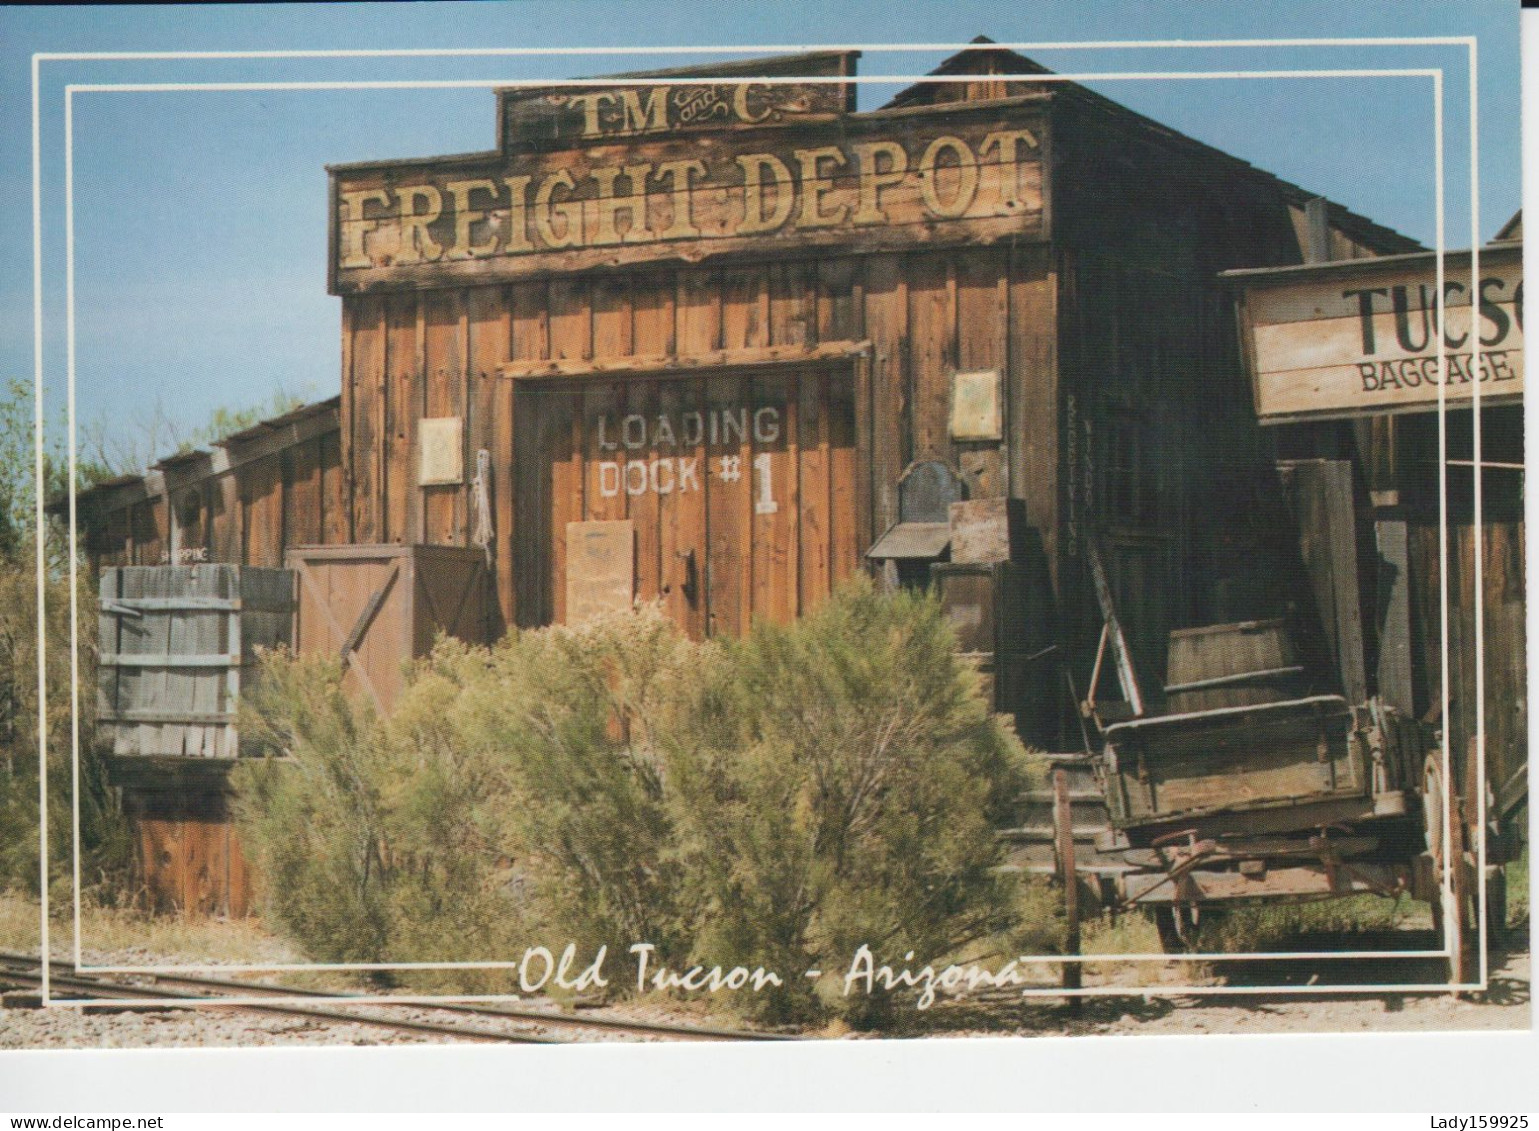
[1165,619,1307,713]
[286,543,493,715]
[97,565,295,759]
[930,560,1053,736]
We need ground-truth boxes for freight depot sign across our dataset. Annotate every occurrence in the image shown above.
[329,107,1045,291]
[1237,245,1524,423]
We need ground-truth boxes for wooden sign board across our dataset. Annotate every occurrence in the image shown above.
[1234,244,1523,424]
[950,368,1003,440]
[565,519,635,625]
[329,103,1046,292]
[418,416,463,485]
[497,51,857,150]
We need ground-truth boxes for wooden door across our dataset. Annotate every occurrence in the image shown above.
[517,367,858,637]
[288,544,490,715]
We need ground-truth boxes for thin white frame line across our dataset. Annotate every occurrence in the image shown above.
[30,50,49,1008]
[1435,69,1453,970]
[61,70,1444,94]
[65,87,81,972]
[82,950,1454,975]
[38,981,1490,1010]
[60,64,1458,979]
[31,37,1479,61]
[1468,39,1487,990]
[54,62,1462,981]
[54,64,1465,984]
[34,41,1479,998]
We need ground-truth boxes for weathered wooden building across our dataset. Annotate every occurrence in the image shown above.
[77,42,1428,748]
[82,42,1509,914]
[1225,215,1526,854]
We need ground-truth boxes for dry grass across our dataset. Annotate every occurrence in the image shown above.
[0,888,295,968]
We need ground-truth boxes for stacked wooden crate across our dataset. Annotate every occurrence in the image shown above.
[97,564,294,915]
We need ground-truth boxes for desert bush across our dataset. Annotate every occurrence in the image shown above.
[667,581,1032,1023]
[233,652,395,966]
[0,535,128,903]
[237,581,1033,1021]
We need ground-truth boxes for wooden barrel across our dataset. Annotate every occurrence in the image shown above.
[1164,618,1306,713]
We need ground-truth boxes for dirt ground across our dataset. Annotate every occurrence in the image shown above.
[2,947,1527,1048]
[1,890,1528,1047]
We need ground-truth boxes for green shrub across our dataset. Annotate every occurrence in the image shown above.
[233,652,394,967]
[668,582,1031,1023]
[236,581,1032,1022]
[0,534,128,904]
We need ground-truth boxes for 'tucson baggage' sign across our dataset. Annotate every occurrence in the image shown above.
[1228,243,1524,423]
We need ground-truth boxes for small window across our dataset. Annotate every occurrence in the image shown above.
[1103,414,1159,524]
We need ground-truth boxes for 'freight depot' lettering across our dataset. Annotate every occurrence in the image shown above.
[336,129,1039,269]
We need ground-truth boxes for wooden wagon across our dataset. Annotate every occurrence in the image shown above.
[1054,541,1499,982]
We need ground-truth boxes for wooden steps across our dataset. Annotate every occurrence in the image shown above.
[997,753,1133,880]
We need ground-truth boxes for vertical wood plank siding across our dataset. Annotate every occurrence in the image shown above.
[84,419,347,574]
[335,252,1053,633]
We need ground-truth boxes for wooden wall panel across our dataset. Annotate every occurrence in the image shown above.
[907,254,958,467]
[1008,245,1058,578]
[657,376,706,635]
[626,378,662,607]
[1408,519,1528,805]
[468,286,510,629]
[385,293,418,545]
[817,258,865,570]
[634,274,679,617]
[862,254,908,534]
[721,267,766,352]
[956,250,1009,500]
[320,430,347,545]
[798,370,831,608]
[349,294,386,544]
[423,290,466,546]
[282,439,323,548]
[525,370,852,640]
[510,281,549,625]
[241,455,283,568]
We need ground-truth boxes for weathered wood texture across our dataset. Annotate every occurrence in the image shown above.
[344,248,1059,637]
[330,103,1048,291]
[497,51,858,150]
[1165,619,1305,713]
[1104,697,1364,832]
[1042,70,1413,725]
[1408,518,1527,810]
[286,543,493,715]
[118,776,250,918]
[516,366,853,636]
[97,565,294,759]
[1275,460,1371,703]
[81,404,347,572]
[1232,245,1524,423]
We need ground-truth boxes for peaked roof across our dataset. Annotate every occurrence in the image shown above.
[882,37,1421,255]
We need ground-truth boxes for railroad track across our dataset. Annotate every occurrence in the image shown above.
[0,952,792,1045]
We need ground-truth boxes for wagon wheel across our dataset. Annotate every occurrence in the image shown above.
[1423,751,1476,985]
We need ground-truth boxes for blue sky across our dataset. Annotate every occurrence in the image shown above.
[0,1,1520,469]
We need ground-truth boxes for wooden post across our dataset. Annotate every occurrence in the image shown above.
[1054,769,1083,1004]
[1375,512,1413,713]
